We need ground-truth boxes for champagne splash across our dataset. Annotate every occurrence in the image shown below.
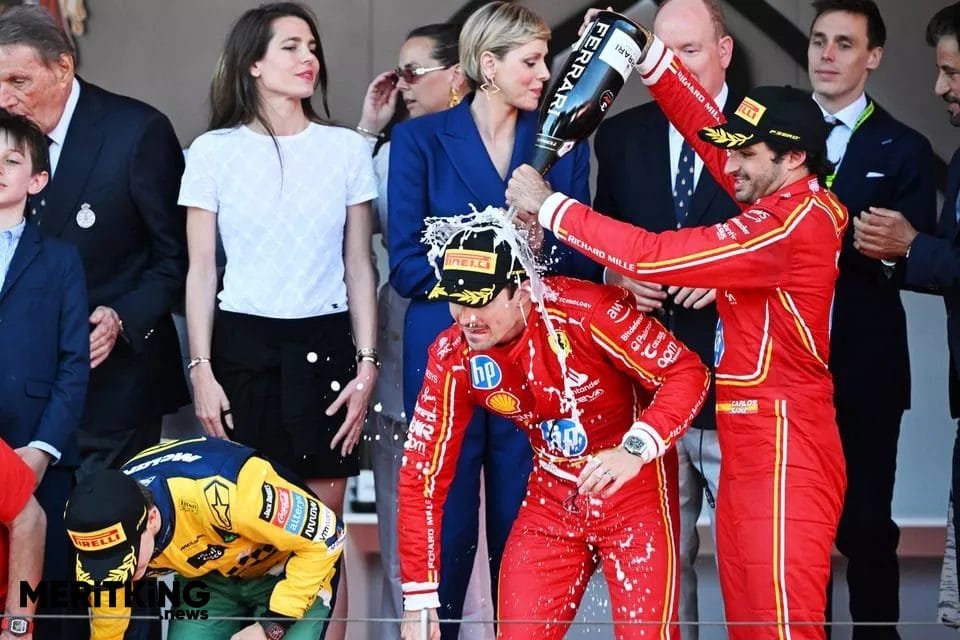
[422,206,583,423]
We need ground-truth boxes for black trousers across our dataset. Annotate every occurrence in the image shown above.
[830,395,904,640]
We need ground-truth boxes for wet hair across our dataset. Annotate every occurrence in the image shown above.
[459,1,550,90]
[0,110,50,175]
[209,2,332,134]
[926,2,960,47]
[811,0,886,49]
[767,138,835,186]
[657,0,729,40]
[406,23,460,67]
[0,4,75,66]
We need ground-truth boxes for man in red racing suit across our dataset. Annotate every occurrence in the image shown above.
[397,226,708,640]
[506,28,849,640]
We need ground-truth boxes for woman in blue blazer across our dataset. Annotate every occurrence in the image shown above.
[388,3,600,637]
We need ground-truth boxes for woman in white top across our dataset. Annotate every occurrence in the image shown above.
[181,4,378,637]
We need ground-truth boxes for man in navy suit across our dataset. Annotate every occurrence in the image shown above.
[0,111,88,638]
[808,3,936,637]
[592,1,739,637]
[0,6,188,480]
[854,2,960,629]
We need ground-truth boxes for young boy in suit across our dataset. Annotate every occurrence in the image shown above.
[0,111,89,638]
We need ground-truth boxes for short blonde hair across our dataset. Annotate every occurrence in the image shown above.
[459,1,550,90]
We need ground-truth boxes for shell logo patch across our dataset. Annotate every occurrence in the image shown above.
[486,391,520,415]
[443,249,496,274]
[547,330,572,357]
[735,97,766,125]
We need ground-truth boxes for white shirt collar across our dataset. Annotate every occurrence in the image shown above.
[47,78,81,147]
[814,92,868,129]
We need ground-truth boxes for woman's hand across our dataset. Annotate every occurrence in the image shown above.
[358,70,400,135]
[191,365,233,440]
[326,361,379,457]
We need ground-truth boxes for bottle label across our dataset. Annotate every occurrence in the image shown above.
[599,28,642,81]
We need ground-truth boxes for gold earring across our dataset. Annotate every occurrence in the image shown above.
[480,75,500,99]
[448,86,461,108]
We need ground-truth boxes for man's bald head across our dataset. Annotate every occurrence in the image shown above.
[654,0,733,98]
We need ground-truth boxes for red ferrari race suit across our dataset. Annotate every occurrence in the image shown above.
[536,37,848,640]
[398,277,709,640]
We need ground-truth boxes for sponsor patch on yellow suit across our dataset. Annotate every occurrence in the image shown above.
[716,399,759,415]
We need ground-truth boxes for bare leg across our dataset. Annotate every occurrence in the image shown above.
[308,477,348,640]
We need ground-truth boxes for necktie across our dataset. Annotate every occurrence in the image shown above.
[673,141,695,227]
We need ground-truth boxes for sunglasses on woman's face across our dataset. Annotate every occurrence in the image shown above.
[392,64,449,85]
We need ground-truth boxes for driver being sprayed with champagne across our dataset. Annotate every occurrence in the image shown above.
[397,211,709,640]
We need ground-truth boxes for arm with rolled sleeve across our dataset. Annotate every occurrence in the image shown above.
[30,245,89,461]
[109,112,187,352]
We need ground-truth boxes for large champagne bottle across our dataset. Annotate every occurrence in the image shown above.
[529,12,652,174]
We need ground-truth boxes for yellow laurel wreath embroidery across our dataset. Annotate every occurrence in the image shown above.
[427,283,448,300]
[702,127,754,148]
[76,555,94,586]
[450,286,495,306]
[105,549,138,583]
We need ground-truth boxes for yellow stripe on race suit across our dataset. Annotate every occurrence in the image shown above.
[593,198,813,272]
[772,400,791,640]
[777,289,827,368]
[655,456,677,640]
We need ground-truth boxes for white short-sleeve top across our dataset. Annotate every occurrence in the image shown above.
[179,123,377,319]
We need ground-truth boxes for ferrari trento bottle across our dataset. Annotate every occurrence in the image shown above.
[529,12,652,175]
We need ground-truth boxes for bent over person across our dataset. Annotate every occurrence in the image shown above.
[506,23,848,640]
[398,224,709,640]
[64,437,344,640]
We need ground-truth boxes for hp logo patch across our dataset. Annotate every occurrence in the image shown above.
[470,355,502,389]
[714,319,725,367]
[539,418,588,457]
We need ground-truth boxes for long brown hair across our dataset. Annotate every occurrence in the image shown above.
[208,2,331,137]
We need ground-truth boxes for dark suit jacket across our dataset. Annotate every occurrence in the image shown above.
[906,148,960,416]
[828,100,936,412]
[31,78,189,434]
[0,223,89,465]
[592,97,742,430]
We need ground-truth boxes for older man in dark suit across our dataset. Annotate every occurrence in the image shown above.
[808,3,936,637]
[0,8,186,636]
[592,1,739,637]
[854,3,960,630]
[0,6,188,481]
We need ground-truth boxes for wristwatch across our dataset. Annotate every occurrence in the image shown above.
[622,433,649,458]
[259,620,288,639]
[1,616,33,637]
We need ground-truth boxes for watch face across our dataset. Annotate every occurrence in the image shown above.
[624,435,647,456]
[9,618,28,634]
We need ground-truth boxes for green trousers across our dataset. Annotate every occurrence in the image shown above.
[167,573,332,640]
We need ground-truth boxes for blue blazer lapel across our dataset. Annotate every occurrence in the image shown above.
[438,97,509,206]
[0,221,41,303]
[36,78,106,237]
